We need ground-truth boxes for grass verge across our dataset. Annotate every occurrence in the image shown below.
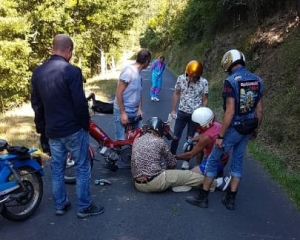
[0,99,40,148]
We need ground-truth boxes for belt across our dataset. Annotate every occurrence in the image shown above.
[135,175,156,184]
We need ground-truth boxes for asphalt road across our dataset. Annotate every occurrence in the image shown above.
[1,67,300,240]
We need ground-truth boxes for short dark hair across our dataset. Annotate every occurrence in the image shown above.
[52,34,73,52]
[136,48,152,64]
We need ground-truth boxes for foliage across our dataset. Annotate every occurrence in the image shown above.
[140,0,224,50]
[22,0,140,75]
[141,0,292,53]
[0,0,140,112]
[140,0,188,51]
[0,1,32,112]
[0,40,32,111]
[257,28,300,169]
[171,0,222,43]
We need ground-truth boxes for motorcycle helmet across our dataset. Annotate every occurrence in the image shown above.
[146,117,164,137]
[185,60,203,78]
[192,107,214,131]
[221,49,246,72]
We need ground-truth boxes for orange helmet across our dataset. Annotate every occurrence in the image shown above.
[185,60,203,77]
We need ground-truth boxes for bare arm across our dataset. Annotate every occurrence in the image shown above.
[215,97,235,148]
[116,80,128,125]
[138,94,143,116]
[219,97,235,137]
[171,89,180,114]
[251,97,263,140]
[255,97,263,127]
[176,135,211,160]
[202,93,208,107]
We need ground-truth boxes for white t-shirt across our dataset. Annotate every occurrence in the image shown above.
[114,64,142,114]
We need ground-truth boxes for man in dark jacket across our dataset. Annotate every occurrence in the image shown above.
[31,34,104,218]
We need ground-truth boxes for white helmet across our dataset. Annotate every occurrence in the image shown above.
[221,49,246,72]
[192,107,214,131]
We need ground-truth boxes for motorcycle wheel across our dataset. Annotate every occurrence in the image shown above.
[1,167,43,221]
[64,149,94,184]
[119,144,132,168]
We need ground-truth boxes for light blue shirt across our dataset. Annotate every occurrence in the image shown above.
[114,64,142,114]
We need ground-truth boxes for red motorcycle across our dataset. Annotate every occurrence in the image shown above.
[64,115,173,184]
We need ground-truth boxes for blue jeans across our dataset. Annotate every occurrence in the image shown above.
[49,129,91,212]
[204,127,251,178]
[170,110,195,154]
[113,108,142,140]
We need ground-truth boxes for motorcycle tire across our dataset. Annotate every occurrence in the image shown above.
[64,148,94,184]
[118,145,132,169]
[1,167,43,221]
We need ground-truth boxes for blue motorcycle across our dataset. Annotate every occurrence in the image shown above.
[0,139,44,221]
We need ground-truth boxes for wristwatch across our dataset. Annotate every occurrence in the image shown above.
[217,134,224,140]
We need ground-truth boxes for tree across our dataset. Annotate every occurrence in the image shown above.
[0,0,32,112]
[0,0,142,111]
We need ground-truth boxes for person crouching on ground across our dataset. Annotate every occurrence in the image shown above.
[175,107,231,190]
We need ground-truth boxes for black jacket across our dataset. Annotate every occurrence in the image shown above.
[31,55,90,138]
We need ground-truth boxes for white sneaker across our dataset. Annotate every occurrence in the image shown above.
[172,186,192,192]
[151,97,155,101]
[181,161,190,170]
[217,175,232,191]
[154,97,160,102]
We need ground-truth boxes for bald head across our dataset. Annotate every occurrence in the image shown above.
[52,34,74,61]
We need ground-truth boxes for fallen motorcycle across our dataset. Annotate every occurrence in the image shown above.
[0,139,44,221]
[64,115,173,184]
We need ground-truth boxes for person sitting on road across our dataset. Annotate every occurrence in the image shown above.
[131,117,230,193]
[176,107,231,180]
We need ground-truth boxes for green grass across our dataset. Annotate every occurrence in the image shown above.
[86,78,118,101]
[248,141,300,209]
[0,114,38,148]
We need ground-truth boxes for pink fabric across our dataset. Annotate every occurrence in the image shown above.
[202,122,221,156]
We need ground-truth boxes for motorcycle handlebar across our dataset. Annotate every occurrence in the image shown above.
[127,115,142,124]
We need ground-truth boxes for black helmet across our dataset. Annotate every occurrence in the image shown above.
[146,117,164,137]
